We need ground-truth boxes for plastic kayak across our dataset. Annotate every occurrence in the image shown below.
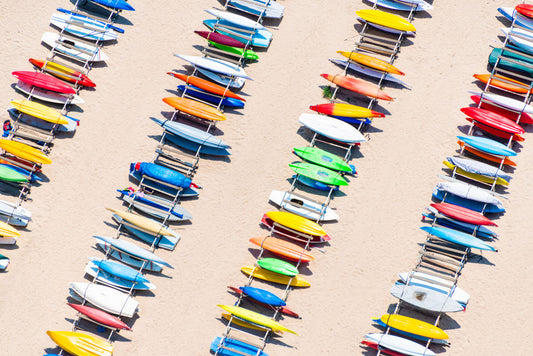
[363,333,436,356]
[93,236,173,268]
[429,203,496,226]
[228,287,298,318]
[10,100,69,125]
[41,32,108,63]
[241,265,310,287]
[112,214,179,250]
[257,257,298,276]
[164,133,231,156]
[210,336,268,356]
[516,4,533,18]
[202,18,271,48]
[468,119,524,142]
[421,226,497,251]
[49,12,119,42]
[0,165,28,183]
[289,161,349,186]
[177,85,244,108]
[106,207,176,237]
[309,102,384,118]
[29,58,95,87]
[473,73,531,94]
[432,186,505,213]
[46,330,114,356]
[89,257,149,283]
[217,304,297,334]
[471,95,533,124]
[67,303,131,331]
[356,9,416,32]
[376,314,448,340]
[390,283,464,313]
[162,96,226,121]
[458,135,516,156]
[461,107,524,134]
[208,41,258,61]
[88,0,135,11]
[194,30,246,48]
[130,162,193,189]
[151,117,230,149]
[265,211,327,237]
[174,54,252,80]
[446,156,511,181]
[298,113,366,143]
[293,146,352,172]
[85,259,156,290]
[442,160,509,186]
[12,71,75,94]
[268,190,339,221]
[167,72,245,101]
[15,81,84,105]
[366,0,432,12]
[457,140,516,167]
[337,51,404,75]
[0,139,52,165]
[249,236,314,262]
[321,73,393,101]
[329,58,411,88]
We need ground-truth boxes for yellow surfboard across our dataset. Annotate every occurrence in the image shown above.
[218,305,298,335]
[356,9,416,32]
[241,265,310,287]
[337,51,405,75]
[0,221,20,237]
[443,160,509,186]
[46,330,114,356]
[266,211,327,237]
[10,100,69,125]
[106,207,175,237]
[0,139,52,165]
[379,314,449,340]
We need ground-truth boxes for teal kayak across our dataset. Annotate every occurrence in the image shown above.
[293,146,354,173]
[257,258,299,277]
[489,47,533,77]
[289,161,349,186]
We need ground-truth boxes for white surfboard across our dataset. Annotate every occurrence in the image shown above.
[399,272,470,305]
[435,181,504,209]
[175,54,252,80]
[298,113,366,143]
[390,283,464,313]
[41,32,108,63]
[205,8,266,30]
[364,333,436,356]
[16,81,84,105]
[269,190,339,221]
[69,282,139,318]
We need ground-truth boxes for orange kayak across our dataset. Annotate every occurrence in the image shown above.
[249,237,314,263]
[473,74,531,94]
[167,72,245,102]
[337,51,404,75]
[320,73,393,101]
[162,96,226,121]
[458,141,516,166]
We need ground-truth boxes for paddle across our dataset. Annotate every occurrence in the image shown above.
[56,8,125,34]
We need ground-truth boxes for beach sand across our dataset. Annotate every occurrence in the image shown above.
[0,0,532,355]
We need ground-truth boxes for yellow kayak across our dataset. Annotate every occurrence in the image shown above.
[0,221,20,237]
[337,51,404,75]
[379,314,449,340]
[0,139,52,165]
[106,207,175,236]
[218,304,298,335]
[266,211,327,237]
[442,160,509,186]
[356,9,416,32]
[222,313,281,333]
[241,265,310,287]
[10,100,69,125]
[46,330,114,356]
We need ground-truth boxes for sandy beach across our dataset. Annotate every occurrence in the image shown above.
[1,0,533,355]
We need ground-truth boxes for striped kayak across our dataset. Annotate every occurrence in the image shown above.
[241,265,310,287]
[356,9,416,32]
[10,100,69,125]
[421,226,497,251]
[337,51,404,75]
[218,304,297,334]
[211,336,268,356]
[50,12,119,42]
[329,58,411,89]
[46,330,113,356]
[177,85,244,108]
[458,135,516,156]
[0,139,52,165]
[249,236,314,262]
[106,207,176,237]
[207,41,259,61]
[289,161,349,186]
[163,96,226,121]
[29,58,96,87]
[321,73,393,101]
[309,102,384,118]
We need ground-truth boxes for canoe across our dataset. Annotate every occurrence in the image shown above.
[93,235,173,268]
[364,333,436,356]
[461,107,524,134]
[203,18,271,48]
[432,185,505,214]
[12,71,75,94]
[298,113,366,143]
[289,161,349,186]
[0,139,51,165]
[329,58,411,88]
[268,189,339,221]
[164,132,231,156]
[241,265,310,287]
[390,283,464,313]
[488,47,533,77]
[458,135,516,156]
[46,330,113,356]
[249,236,314,262]
[458,141,516,167]
[195,30,245,48]
[228,287,298,318]
[516,4,533,18]
[356,9,416,32]
[473,73,531,94]
[366,0,432,12]
[321,73,393,101]
[227,0,284,19]
[309,103,384,118]
[0,199,31,222]
[85,260,156,290]
[442,160,509,186]
[398,272,470,305]
[163,96,226,121]
[468,119,525,142]
[41,32,108,63]
[377,314,448,340]
[471,94,533,124]
[118,188,193,222]
[257,258,298,277]
[420,226,497,251]
[167,72,245,101]
[50,13,119,42]
[68,303,131,331]
[111,214,179,250]
[265,211,327,237]
[130,162,193,189]
[470,91,533,115]
[293,146,353,173]
[211,336,268,356]
[498,7,533,30]
[174,54,252,80]
[207,41,258,61]
[106,207,176,237]
[96,241,163,272]
[435,181,505,210]
[88,0,135,11]
[29,58,95,87]
[177,85,245,108]
[205,8,267,30]
[15,81,84,105]
[218,304,297,334]
[0,165,28,183]
[337,51,404,75]
[429,202,495,226]
[69,282,139,318]
[10,100,69,125]
[446,156,511,181]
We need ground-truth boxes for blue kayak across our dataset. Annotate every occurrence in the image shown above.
[88,0,135,11]
[423,213,497,240]
[210,336,268,356]
[458,136,516,157]
[0,163,42,182]
[241,286,286,307]
[130,162,192,189]
[432,187,505,213]
[203,19,271,48]
[420,226,497,251]
[331,115,372,125]
[90,257,149,283]
[112,214,180,251]
[85,260,155,290]
[498,7,533,30]
[293,175,340,191]
[129,170,198,198]
[164,133,231,156]
[177,85,244,108]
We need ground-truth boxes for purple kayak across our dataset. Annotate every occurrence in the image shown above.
[194,30,246,49]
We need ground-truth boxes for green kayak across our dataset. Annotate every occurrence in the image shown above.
[0,166,28,183]
[257,258,298,277]
[289,161,349,186]
[489,48,533,77]
[293,146,353,173]
[208,41,259,61]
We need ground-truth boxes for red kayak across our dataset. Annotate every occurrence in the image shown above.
[167,72,245,101]
[28,58,96,88]
[320,73,393,101]
[461,107,525,134]
[467,119,525,142]
[471,95,533,124]
[12,71,75,94]
[260,215,331,244]
[67,303,131,331]
[516,4,533,18]
[361,341,406,356]
[194,30,246,49]
[430,203,497,226]
[227,286,300,318]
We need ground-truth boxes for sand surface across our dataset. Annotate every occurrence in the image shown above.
[0,0,532,355]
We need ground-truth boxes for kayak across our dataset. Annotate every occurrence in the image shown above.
[268,190,339,221]
[41,32,108,63]
[12,71,75,94]
[337,50,404,75]
[175,54,252,80]
[227,0,284,19]
[0,221,21,238]
[228,287,298,318]
[471,90,533,115]
[177,85,244,108]
[241,265,310,287]
[457,135,516,156]
[309,102,384,118]
[430,203,496,226]
[96,242,163,272]
[446,156,512,181]
[488,47,533,77]
[167,72,245,101]
[432,185,505,214]
[424,211,497,240]
[443,160,509,186]
[217,304,297,334]
[293,146,353,173]
[363,333,436,356]
[151,117,230,149]
[461,107,524,134]
[117,188,193,222]
[321,73,393,101]
[398,271,470,305]
[366,0,432,12]
[15,81,84,105]
[516,4,533,18]
[88,0,135,11]
[376,314,448,340]
[435,181,505,210]
[67,303,131,331]
[0,165,28,183]
[473,73,531,94]
[49,12,119,42]
[356,9,416,32]
[207,41,258,61]
[202,18,271,48]
[390,283,464,313]
[468,119,525,142]
[162,96,226,121]
[164,133,231,156]
[46,331,113,356]
[289,161,349,186]
[249,236,314,262]
[458,140,517,166]
[10,100,69,125]
[329,58,411,88]
[130,162,193,189]
[210,336,268,356]
[85,259,156,290]
[421,226,497,251]
[0,139,52,165]
[93,236,172,268]
[471,95,533,124]
[265,211,327,237]
[194,30,246,48]
[29,58,95,87]
[106,207,176,237]
[498,7,533,30]
[89,257,149,283]
[257,257,298,276]
[298,113,366,144]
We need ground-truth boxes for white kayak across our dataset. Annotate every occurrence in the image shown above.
[469,91,533,114]
[120,193,193,222]
[84,260,157,291]
[0,236,17,245]
[96,242,163,273]
[364,333,436,356]
[0,199,31,222]
[175,54,252,80]
[329,58,411,89]
[435,181,504,210]
[50,13,119,42]
[500,27,533,54]
[391,283,464,313]
[205,8,266,30]
[446,156,511,181]
[366,0,432,12]
[93,236,173,268]
[150,117,230,149]
[498,7,533,31]
[228,0,284,19]
[197,67,245,89]
[16,81,84,105]
[41,32,109,63]
[0,256,9,270]
[69,282,139,318]
[268,190,339,221]
[399,272,470,305]
[298,113,366,144]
